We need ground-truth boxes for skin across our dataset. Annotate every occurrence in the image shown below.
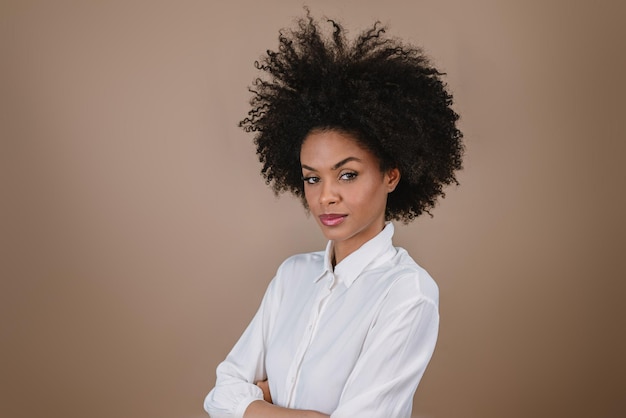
[300,129,400,266]
[243,130,400,418]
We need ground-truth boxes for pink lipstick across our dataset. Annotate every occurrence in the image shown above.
[319,214,347,226]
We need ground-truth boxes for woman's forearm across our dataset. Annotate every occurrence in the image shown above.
[244,400,329,418]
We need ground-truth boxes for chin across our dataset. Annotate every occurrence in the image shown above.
[319,228,351,243]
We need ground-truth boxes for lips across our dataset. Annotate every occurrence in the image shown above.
[319,214,347,226]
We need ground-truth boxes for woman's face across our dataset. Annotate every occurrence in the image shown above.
[300,130,400,263]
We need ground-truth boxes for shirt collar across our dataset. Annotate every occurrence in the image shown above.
[316,222,397,288]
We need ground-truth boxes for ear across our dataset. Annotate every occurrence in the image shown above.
[385,168,401,192]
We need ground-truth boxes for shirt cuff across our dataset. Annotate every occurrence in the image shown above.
[235,395,264,418]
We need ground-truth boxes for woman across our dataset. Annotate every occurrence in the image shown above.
[204,12,463,418]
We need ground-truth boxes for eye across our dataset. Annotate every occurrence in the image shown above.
[302,176,320,185]
[339,171,358,181]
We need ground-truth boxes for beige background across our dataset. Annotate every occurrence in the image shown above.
[1,1,624,417]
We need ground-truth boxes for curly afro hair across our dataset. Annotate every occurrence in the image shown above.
[239,12,464,222]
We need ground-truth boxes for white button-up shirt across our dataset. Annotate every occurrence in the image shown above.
[204,223,439,418]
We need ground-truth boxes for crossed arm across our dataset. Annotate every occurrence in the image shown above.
[205,268,439,418]
[242,381,329,418]
[243,399,329,418]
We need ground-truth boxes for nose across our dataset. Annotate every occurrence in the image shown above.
[319,180,339,206]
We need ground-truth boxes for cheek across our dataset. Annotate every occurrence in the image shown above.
[303,187,316,207]
[351,183,388,208]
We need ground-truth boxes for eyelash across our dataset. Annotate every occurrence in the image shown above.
[340,171,358,181]
[301,171,358,185]
[302,176,320,185]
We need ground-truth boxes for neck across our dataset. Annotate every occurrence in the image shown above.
[332,242,353,267]
[331,223,387,267]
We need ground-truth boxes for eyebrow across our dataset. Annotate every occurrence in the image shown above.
[301,156,362,172]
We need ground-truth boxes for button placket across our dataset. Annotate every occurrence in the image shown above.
[285,273,336,407]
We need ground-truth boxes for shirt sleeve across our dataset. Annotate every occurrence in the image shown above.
[203,274,280,418]
[330,276,440,418]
